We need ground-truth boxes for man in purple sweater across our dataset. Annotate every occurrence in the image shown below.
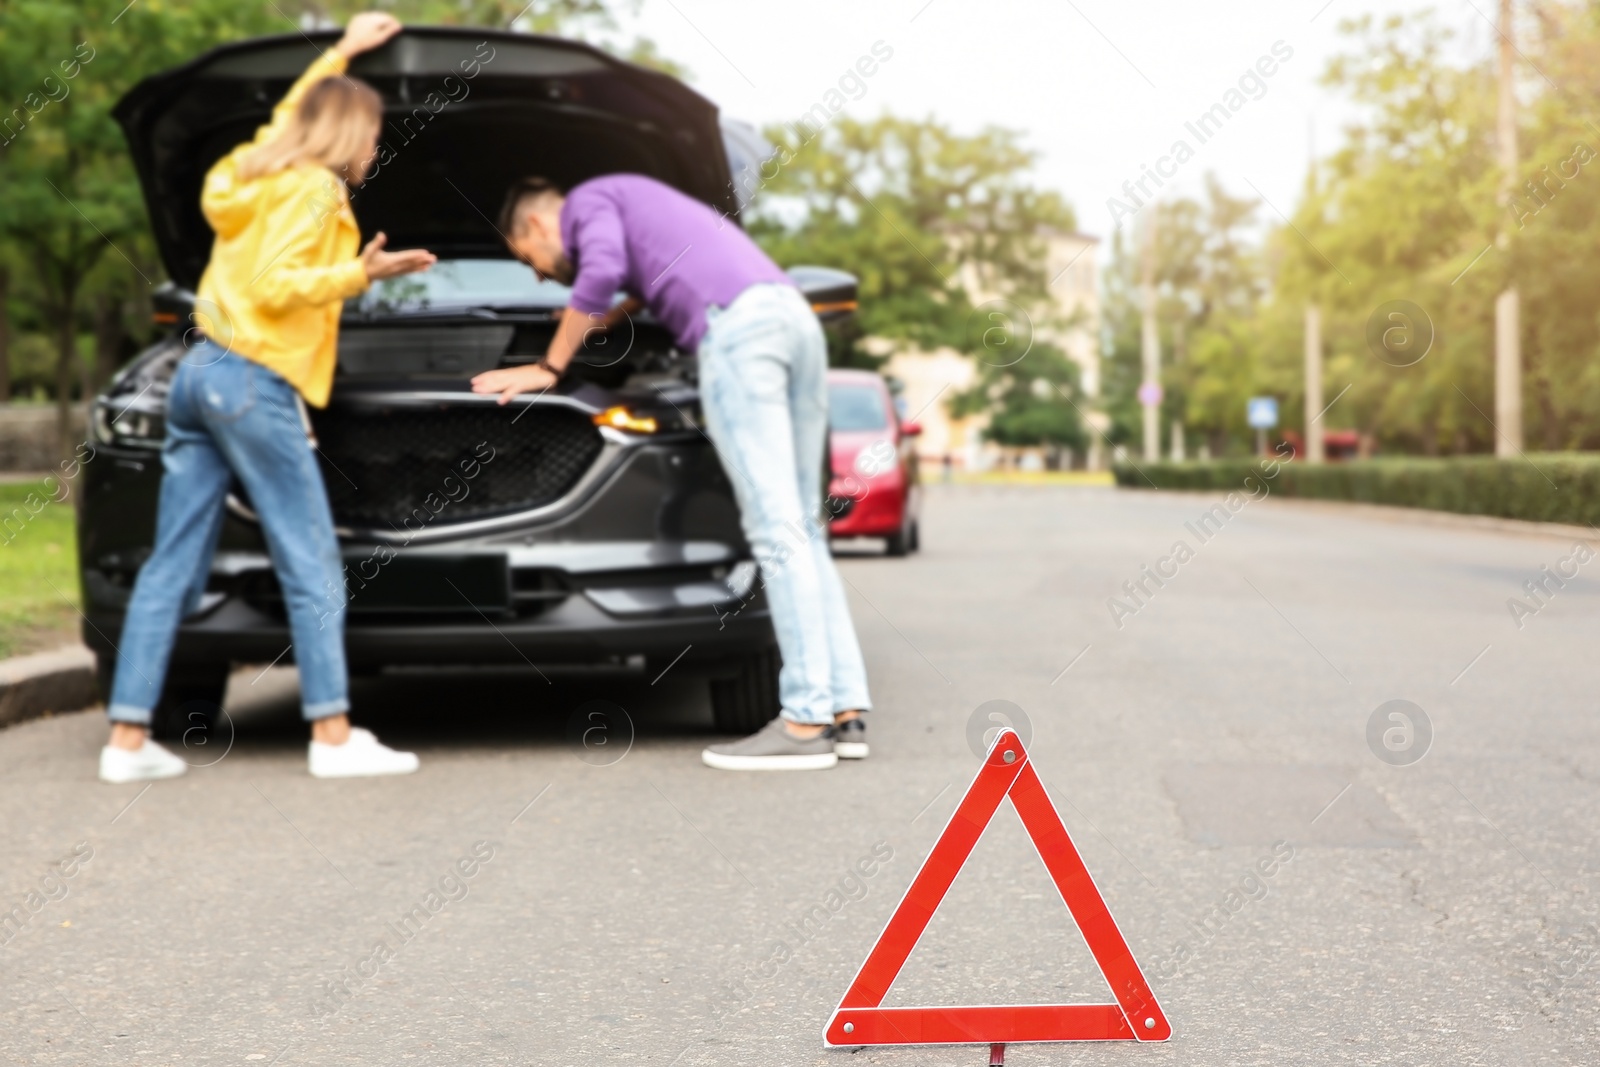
[472,174,872,770]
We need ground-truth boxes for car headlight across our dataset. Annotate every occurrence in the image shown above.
[591,402,702,435]
[93,401,165,449]
[854,440,897,477]
[593,405,659,434]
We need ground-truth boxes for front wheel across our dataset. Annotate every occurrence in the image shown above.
[709,647,781,733]
[886,509,915,557]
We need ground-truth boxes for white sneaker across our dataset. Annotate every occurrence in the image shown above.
[309,727,419,779]
[99,739,188,783]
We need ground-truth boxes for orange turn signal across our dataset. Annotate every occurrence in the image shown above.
[593,406,659,434]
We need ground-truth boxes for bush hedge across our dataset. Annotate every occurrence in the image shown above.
[1112,454,1600,528]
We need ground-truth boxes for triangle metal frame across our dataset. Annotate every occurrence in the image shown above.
[823,729,1170,1046]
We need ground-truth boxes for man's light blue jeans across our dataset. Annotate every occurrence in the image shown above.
[107,342,350,724]
[699,283,872,725]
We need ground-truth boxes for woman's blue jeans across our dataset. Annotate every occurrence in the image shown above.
[107,343,349,724]
[699,284,873,725]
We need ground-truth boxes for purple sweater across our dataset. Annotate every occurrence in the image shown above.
[560,174,793,351]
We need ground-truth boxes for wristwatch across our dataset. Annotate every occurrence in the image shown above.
[535,357,565,379]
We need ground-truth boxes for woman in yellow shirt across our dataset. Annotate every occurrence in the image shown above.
[101,13,436,783]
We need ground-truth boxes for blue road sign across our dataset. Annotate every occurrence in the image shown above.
[1247,396,1278,429]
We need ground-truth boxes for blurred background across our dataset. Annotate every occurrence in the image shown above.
[1,0,1591,651]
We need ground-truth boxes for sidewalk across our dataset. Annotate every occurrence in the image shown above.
[947,469,1114,486]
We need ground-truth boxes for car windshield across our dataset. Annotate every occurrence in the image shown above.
[350,259,572,313]
[829,383,890,431]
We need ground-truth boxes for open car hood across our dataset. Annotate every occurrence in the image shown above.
[114,27,739,290]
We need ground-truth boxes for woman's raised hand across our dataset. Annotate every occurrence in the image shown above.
[335,12,402,59]
[360,232,437,281]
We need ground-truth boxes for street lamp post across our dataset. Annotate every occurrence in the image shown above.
[1140,213,1160,461]
[1494,0,1522,456]
[1304,304,1324,463]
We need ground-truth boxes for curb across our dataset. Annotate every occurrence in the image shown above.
[0,644,99,729]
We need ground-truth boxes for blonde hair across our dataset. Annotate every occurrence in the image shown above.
[236,76,383,183]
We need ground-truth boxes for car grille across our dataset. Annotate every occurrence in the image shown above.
[236,566,569,619]
[308,402,605,530]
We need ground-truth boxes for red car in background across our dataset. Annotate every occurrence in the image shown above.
[826,369,922,556]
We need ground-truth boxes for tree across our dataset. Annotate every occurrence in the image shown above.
[0,0,657,457]
[949,341,1087,458]
[746,115,1077,363]
[0,1,281,453]
[1099,6,1600,462]
[1100,174,1267,455]
[746,114,1087,452]
[1275,12,1499,456]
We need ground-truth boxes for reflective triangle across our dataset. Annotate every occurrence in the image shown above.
[824,729,1169,1046]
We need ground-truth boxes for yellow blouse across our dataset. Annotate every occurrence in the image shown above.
[194,51,368,408]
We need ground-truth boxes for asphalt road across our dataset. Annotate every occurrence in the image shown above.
[3,482,1599,1066]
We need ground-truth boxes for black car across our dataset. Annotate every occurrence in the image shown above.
[82,27,858,738]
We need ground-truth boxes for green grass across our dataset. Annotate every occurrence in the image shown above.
[0,480,82,659]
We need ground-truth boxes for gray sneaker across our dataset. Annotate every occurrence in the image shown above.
[834,717,869,759]
[701,717,839,771]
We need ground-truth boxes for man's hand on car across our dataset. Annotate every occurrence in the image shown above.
[471,364,560,405]
[335,12,402,58]
[470,301,635,404]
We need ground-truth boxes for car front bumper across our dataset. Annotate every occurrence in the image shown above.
[79,433,774,678]
[82,559,773,678]
[829,480,907,537]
